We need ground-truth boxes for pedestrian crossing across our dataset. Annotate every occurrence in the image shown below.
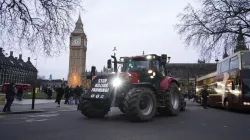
[0,112,60,124]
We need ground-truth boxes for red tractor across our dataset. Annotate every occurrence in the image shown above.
[79,54,186,121]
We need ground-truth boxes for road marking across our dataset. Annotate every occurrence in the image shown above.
[25,118,48,123]
[27,114,60,118]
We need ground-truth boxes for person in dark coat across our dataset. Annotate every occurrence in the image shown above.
[2,83,16,112]
[17,86,23,101]
[74,85,82,105]
[47,87,52,99]
[64,86,70,104]
[69,86,74,105]
[55,85,64,107]
[201,85,209,109]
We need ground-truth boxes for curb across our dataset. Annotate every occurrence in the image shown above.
[0,110,47,115]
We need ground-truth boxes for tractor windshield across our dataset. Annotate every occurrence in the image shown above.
[121,58,150,72]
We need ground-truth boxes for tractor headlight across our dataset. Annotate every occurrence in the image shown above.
[113,77,122,87]
[148,70,153,73]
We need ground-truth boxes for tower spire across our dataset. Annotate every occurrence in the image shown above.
[72,14,84,33]
[234,26,248,53]
[76,15,83,24]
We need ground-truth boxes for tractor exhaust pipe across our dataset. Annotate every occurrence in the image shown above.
[111,55,118,73]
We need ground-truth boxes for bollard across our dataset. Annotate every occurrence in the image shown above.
[31,87,36,109]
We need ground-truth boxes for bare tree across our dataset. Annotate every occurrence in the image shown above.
[0,0,83,56]
[176,0,250,60]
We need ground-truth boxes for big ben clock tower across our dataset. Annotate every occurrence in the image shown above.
[68,15,87,87]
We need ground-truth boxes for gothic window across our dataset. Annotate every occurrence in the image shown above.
[76,51,78,57]
[76,67,79,73]
[74,59,76,66]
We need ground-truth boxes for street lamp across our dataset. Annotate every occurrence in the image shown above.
[113,47,117,56]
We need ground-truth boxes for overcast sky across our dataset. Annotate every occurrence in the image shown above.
[8,0,203,80]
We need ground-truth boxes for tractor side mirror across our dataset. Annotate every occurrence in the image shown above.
[107,59,112,69]
[91,66,96,76]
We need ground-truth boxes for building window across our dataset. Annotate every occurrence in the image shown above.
[230,56,239,69]
[220,59,230,72]
[217,63,221,73]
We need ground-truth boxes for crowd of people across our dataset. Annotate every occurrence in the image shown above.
[43,85,85,107]
[1,82,86,112]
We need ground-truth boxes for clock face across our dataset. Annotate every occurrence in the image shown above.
[71,37,81,46]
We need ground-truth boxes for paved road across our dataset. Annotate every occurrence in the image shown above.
[0,101,250,140]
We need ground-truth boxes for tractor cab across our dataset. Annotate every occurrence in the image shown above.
[107,54,171,86]
[108,54,171,74]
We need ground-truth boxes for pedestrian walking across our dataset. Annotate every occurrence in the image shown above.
[74,85,82,105]
[2,83,16,112]
[47,87,52,99]
[55,85,64,107]
[201,85,209,109]
[64,86,70,104]
[69,86,74,105]
[17,86,23,101]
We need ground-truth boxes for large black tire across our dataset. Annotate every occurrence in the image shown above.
[124,88,157,122]
[157,82,181,116]
[80,100,110,118]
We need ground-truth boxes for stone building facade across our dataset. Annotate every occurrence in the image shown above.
[0,48,38,85]
[67,16,87,87]
[167,62,217,93]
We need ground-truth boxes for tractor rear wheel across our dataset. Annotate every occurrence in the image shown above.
[157,82,181,116]
[80,100,110,118]
[124,88,157,122]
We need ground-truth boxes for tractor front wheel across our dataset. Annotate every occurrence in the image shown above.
[80,100,110,118]
[157,82,181,116]
[124,88,157,122]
